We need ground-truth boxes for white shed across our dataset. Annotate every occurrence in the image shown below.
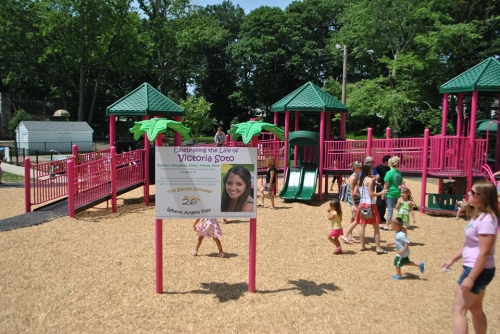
[16,121,94,153]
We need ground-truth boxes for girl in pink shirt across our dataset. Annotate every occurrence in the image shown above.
[442,181,498,334]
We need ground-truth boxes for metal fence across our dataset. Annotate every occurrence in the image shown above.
[3,141,96,165]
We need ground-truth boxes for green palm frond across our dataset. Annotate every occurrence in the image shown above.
[129,118,191,142]
[227,121,285,144]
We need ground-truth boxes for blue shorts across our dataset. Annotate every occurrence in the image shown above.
[457,266,495,294]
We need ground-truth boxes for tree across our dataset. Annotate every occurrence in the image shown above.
[192,1,245,128]
[179,96,216,139]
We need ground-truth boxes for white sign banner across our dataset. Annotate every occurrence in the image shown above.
[155,146,257,219]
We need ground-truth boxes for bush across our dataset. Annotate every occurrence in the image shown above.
[8,108,32,138]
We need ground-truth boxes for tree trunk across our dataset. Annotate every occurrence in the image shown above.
[78,12,86,121]
[88,70,102,125]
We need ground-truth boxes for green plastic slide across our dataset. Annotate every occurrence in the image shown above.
[279,167,303,200]
[279,165,318,201]
[295,166,318,201]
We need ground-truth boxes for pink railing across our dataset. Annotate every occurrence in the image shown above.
[71,149,144,208]
[29,159,71,205]
[226,135,285,171]
[482,164,498,186]
[427,136,487,176]
[25,131,492,213]
[324,140,367,170]
[115,150,145,191]
[26,147,146,213]
[72,157,112,207]
[256,139,284,170]
[78,149,112,164]
[371,138,425,172]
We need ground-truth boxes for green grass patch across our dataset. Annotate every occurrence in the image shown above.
[2,172,24,183]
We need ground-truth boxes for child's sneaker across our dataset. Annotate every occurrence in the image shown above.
[391,275,402,280]
[419,262,425,273]
[333,247,343,255]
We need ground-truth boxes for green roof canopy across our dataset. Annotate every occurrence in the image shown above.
[271,81,348,113]
[476,119,498,135]
[106,83,184,117]
[288,130,320,146]
[440,57,500,95]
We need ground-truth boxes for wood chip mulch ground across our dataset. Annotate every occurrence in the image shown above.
[1,178,499,333]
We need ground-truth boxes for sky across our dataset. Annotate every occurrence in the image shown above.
[194,0,294,13]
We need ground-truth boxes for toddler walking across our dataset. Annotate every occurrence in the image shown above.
[327,199,344,255]
[455,198,470,220]
[258,157,277,209]
[391,218,424,280]
[395,187,415,234]
[191,218,224,257]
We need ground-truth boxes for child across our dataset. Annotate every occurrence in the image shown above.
[395,187,415,234]
[327,199,344,255]
[455,198,470,220]
[191,218,224,258]
[391,218,424,280]
[258,157,277,209]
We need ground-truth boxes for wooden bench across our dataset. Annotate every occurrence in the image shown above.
[424,193,464,215]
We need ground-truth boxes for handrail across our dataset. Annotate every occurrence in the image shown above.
[482,164,497,186]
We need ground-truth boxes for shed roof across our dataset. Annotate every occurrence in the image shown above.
[439,57,500,95]
[271,81,347,113]
[18,121,93,132]
[106,83,184,117]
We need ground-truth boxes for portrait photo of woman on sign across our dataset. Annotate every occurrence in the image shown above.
[221,165,255,212]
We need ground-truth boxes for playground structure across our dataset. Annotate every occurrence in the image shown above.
[22,57,500,218]
[278,131,320,201]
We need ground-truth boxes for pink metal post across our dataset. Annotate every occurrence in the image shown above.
[318,112,325,201]
[294,112,299,167]
[109,115,116,147]
[420,129,430,213]
[174,116,182,146]
[67,159,75,217]
[155,218,163,294]
[441,94,449,136]
[439,94,449,174]
[340,113,346,138]
[366,127,373,157]
[72,145,78,165]
[467,91,478,191]
[496,94,500,172]
[385,127,391,154]
[110,146,117,212]
[24,158,31,213]
[153,117,163,294]
[325,113,330,194]
[144,132,150,206]
[227,125,232,145]
[456,94,463,136]
[274,112,279,141]
[143,116,152,206]
[248,217,257,293]
[283,111,290,179]
[326,112,331,139]
[248,135,259,293]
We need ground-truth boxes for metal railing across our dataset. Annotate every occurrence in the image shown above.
[23,132,490,214]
